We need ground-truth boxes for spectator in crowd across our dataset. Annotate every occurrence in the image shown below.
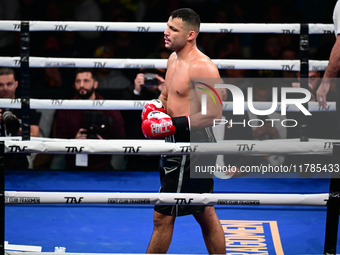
[54,68,125,171]
[0,67,40,170]
[124,70,165,104]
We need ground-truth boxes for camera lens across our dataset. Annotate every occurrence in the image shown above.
[144,73,158,86]
[2,111,21,134]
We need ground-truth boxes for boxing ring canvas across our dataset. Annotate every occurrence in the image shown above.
[4,169,339,254]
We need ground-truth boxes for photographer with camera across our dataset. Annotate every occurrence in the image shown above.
[132,72,165,98]
[123,70,165,137]
[54,68,125,171]
[121,68,165,172]
[0,67,40,169]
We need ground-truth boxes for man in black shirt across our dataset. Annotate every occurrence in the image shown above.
[0,67,40,169]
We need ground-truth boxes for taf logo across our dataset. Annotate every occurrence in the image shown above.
[174,198,194,204]
[197,82,222,115]
[65,197,84,203]
[8,145,27,152]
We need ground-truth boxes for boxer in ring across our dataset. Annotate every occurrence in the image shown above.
[141,8,225,254]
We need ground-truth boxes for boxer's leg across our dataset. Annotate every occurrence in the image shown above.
[146,211,176,253]
[194,206,225,255]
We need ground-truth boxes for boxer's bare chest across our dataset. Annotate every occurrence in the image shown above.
[166,60,191,97]
[165,59,192,116]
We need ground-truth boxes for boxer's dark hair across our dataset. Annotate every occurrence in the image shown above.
[170,8,200,32]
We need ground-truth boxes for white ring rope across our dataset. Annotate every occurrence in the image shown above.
[0,98,336,112]
[0,20,334,34]
[4,191,328,206]
[1,137,338,155]
[0,57,328,71]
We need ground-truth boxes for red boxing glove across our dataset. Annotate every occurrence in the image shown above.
[142,111,175,139]
[141,99,166,122]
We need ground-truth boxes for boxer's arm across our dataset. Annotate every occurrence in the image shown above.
[190,60,223,129]
[159,53,175,111]
[158,83,168,111]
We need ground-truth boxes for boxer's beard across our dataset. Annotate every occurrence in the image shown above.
[76,87,95,99]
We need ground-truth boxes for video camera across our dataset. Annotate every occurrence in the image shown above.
[82,111,106,139]
[1,109,20,135]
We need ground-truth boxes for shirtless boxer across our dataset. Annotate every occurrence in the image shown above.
[141,8,225,254]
